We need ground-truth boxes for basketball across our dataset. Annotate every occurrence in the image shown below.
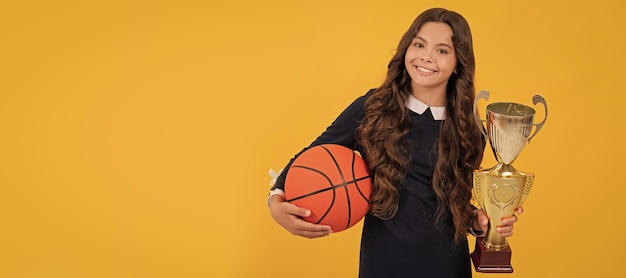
[284,144,372,232]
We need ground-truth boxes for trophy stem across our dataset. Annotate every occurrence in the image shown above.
[483,227,508,250]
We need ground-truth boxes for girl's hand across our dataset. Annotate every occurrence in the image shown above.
[496,206,524,237]
[269,195,332,239]
[474,206,524,237]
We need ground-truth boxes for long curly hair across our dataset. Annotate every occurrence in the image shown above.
[355,8,484,242]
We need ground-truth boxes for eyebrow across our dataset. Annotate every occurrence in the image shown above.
[414,35,453,49]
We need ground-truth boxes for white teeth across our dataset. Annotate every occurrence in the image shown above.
[417,66,434,73]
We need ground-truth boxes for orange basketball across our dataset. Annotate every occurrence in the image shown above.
[284,144,372,232]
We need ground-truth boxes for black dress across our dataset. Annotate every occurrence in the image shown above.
[272,90,472,278]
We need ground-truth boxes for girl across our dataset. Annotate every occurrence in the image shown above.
[268,8,520,278]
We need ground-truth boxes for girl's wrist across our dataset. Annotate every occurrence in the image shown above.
[469,209,485,237]
[267,188,285,207]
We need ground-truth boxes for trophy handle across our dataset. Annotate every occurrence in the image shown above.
[527,95,548,143]
[473,90,490,140]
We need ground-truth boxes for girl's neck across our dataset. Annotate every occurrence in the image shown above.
[411,87,447,107]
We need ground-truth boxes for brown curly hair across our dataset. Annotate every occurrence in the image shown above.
[355,8,484,242]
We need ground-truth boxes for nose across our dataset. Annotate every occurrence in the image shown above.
[419,55,433,63]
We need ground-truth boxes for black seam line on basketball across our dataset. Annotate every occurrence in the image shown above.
[323,145,346,184]
[285,163,335,224]
[352,152,371,206]
[284,175,371,202]
[285,165,335,202]
[315,145,341,225]
[343,151,356,229]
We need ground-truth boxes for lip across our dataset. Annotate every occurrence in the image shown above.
[416,65,437,75]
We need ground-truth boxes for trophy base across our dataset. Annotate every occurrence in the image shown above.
[470,237,513,273]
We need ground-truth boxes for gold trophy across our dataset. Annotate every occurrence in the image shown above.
[470,90,548,273]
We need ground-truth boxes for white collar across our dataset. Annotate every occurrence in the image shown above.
[406,94,446,120]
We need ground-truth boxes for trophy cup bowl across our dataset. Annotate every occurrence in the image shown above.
[470,90,547,273]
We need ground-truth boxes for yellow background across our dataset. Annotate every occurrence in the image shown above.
[1,0,624,277]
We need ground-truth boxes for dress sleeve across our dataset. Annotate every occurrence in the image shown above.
[270,89,372,191]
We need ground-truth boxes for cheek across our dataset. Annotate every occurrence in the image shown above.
[404,52,412,64]
[444,58,458,71]
[404,47,419,62]
[404,54,413,70]
[451,56,459,69]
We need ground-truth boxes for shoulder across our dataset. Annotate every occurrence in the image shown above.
[364,88,376,98]
[350,88,376,108]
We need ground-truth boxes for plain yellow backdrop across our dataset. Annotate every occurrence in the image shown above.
[1,0,624,277]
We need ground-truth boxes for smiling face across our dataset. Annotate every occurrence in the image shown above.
[404,22,457,103]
